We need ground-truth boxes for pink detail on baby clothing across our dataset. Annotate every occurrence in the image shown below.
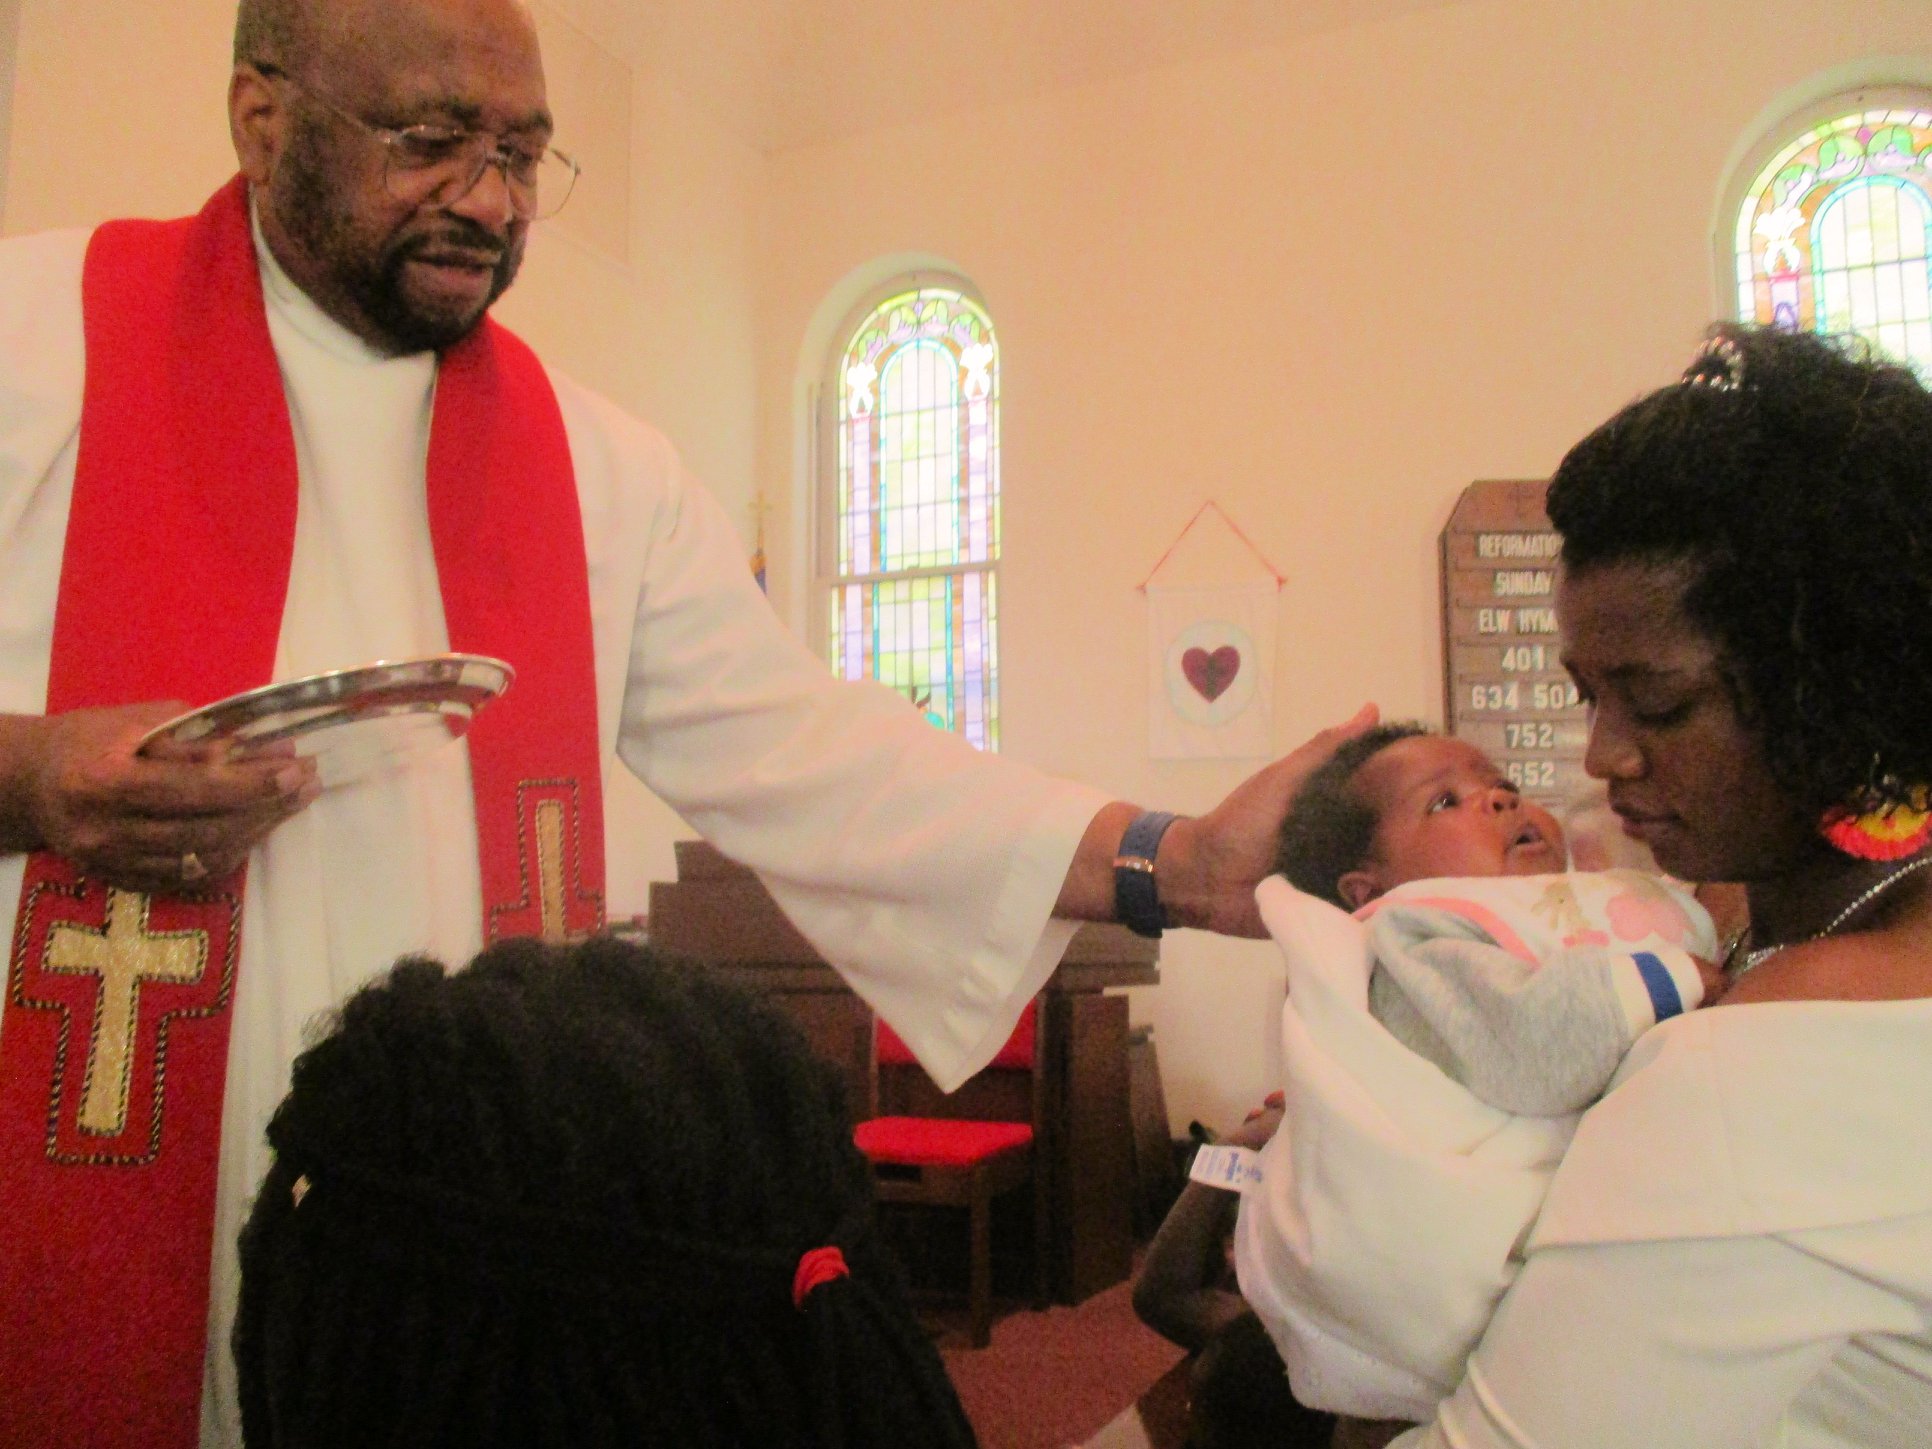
[1605,888,1692,946]
[1359,895,1539,964]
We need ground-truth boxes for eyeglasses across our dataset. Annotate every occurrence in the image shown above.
[258,64,580,221]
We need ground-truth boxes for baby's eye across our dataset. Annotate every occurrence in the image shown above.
[1425,790,1458,814]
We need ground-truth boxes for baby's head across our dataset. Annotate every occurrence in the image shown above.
[1275,723,1567,910]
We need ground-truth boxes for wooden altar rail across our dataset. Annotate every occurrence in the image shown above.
[647,840,1159,1303]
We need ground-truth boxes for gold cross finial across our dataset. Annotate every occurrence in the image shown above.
[44,890,207,1136]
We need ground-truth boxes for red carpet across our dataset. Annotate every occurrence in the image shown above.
[937,1277,1185,1449]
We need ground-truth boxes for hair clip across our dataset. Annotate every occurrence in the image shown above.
[792,1245,849,1308]
[1682,335,1745,392]
[291,1174,311,1209]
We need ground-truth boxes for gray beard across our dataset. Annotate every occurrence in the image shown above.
[275,137,519,354]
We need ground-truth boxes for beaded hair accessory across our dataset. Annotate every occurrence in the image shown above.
[1681,334,1745,392]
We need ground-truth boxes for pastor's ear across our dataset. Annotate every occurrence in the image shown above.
[1336,869,1383,911]
[229,64,287,185]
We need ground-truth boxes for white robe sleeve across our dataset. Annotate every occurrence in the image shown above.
[602,415,1108,1091]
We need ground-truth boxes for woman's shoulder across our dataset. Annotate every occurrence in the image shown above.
[1722,922,1932,1007]
[1529,998,1932,1250]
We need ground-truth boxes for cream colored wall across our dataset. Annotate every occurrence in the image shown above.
[0,1,18,227]
[2,0,768,920]
[757,0,1932,1132]
[9,0,1930,1133]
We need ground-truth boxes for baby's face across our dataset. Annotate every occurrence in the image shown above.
[1343,736,1567,904]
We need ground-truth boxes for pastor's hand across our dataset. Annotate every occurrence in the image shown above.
[0,704,319,893]
[1157,703,1378,937]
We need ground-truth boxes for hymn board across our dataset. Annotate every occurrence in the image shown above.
[1439,480,1586,809]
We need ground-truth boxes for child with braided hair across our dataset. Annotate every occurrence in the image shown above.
[233,935,977,1449]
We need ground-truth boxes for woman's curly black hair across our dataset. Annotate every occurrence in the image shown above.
[233,935,977,1449]
[1546,322,1932,818]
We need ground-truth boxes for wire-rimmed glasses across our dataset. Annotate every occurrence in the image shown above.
[258,64,580,221]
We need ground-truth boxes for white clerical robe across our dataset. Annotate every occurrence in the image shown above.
[1390,1000,1932,1448]
[0,212,1106,1447]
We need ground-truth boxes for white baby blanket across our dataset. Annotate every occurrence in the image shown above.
[1233,870,1715,1419]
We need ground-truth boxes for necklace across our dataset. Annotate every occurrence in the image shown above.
[1727,852,1932,977]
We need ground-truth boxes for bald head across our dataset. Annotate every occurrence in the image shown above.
[230,0,550,354]
[235,0,538,72]
[233,0,310,69]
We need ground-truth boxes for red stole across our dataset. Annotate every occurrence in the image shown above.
[0,176,606,1448]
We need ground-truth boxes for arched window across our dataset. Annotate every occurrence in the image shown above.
[822,285,1000,751]
[1731,92,1932,375]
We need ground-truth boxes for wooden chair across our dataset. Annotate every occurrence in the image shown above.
[855,1000,1048,1347]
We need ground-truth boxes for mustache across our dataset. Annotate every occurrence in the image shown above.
[399,219,510,265]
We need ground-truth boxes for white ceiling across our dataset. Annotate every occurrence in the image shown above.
[548,0,1470,154]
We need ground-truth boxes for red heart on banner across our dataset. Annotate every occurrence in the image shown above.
[1181,646,1241,702]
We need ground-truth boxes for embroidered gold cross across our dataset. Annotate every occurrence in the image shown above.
[44,889,207,1136]
[534,798,570,942]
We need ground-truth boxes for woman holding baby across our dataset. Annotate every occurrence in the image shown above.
[1380,323,1932,1447]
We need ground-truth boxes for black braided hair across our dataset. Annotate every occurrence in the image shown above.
[1273,722,1432,905]
[234,935,978,1449]
[1547,323,1932,819]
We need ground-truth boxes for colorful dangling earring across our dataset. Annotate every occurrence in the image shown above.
[1821,784,1932,861]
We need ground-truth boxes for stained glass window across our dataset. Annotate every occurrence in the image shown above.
[1733,99,1932,376]
[829,288,1000,750]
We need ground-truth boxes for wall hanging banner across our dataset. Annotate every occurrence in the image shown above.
[1147,580,1278,759]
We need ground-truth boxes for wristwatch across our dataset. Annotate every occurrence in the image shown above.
[1113,810,1180,938]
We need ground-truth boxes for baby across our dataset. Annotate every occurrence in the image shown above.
[1277,721,1721,1114]
[1232,723,1720,1423]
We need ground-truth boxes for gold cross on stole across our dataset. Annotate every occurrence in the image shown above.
[533,797,571,942]
[44,890,208,1137]
[487,780,603,944]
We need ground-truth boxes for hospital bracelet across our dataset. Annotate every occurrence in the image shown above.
[1113,810,1180,938]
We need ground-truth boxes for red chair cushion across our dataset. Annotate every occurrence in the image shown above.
[855,1116,1034,1168]
[877,998,1037,1072]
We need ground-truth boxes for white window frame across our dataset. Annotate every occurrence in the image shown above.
[812,272,1002,749]
[1714,81,1932,349]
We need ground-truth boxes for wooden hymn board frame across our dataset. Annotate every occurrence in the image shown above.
[1439,480,1587,811]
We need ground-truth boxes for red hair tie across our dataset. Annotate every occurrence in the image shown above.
[792,1246,850,1309]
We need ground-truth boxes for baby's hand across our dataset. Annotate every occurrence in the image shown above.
[1227,1107,1283,1150]
[1243,1089,1284,1122]
[1692,954,1727,1006]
